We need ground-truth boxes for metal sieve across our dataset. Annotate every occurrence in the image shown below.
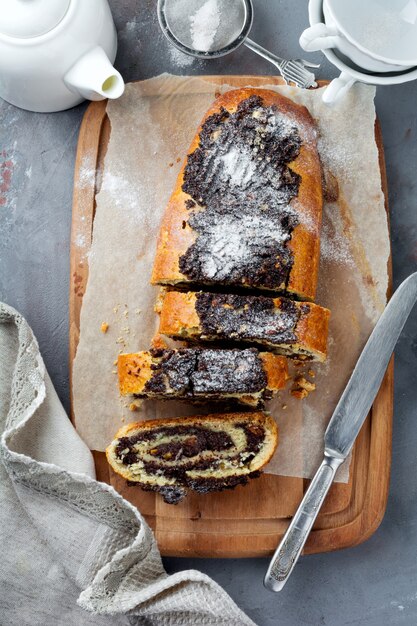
[158,0,319,88]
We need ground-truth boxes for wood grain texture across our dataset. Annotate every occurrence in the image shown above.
[69,76,393,558]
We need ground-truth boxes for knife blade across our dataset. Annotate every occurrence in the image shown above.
[264,271,417,592]
[325,271,417,460]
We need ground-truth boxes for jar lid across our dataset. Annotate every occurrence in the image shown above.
[0,0,71,39]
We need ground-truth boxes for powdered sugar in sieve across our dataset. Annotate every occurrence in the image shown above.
[158,0,252,57]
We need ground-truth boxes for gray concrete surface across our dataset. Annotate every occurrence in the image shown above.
[1,1,417,624]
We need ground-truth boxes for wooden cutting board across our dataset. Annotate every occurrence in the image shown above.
[70,76,393,558]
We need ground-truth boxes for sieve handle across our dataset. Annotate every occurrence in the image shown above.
[244,38,286,69]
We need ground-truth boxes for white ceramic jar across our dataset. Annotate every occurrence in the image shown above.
[301,0,417,104]
[0,0,125,112]
[300,0,416,73]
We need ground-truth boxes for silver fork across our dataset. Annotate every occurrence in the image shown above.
[244,38,319,89]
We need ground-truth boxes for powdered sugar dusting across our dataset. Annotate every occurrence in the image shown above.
[200,213,290,280]
[100,172,137,209]
[190,0,220,52]
[77,155,97,190]
[320,203,354,266]
[218,113,300,192]
[74,232,87,249]
[168,45,195,68]
[219,147,257,186]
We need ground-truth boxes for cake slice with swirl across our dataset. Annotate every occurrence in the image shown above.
[106,413,278,504]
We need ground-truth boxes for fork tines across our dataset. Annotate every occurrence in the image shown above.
[280,60,317,89]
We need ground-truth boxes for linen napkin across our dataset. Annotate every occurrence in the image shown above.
[0,302,255,626]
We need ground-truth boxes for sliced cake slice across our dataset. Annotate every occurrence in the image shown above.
[158,290,330,362]
[118,347,288,408]
[106,412,278,504]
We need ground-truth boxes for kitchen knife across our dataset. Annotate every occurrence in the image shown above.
[264,271,417,592]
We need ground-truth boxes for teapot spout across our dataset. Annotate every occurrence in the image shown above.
[64,46,124,102]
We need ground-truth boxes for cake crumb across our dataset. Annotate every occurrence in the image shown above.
[129,402,140,412]
[154,288,167,314]
[296,376,316,392]
[308,369,315,378]
[112,370,117,374]
[100,322,109,333]
[291,388,309,400]
[282,404,287,410]
[113,359,118,366]
[151,334,168,350]
[291,375,316,399]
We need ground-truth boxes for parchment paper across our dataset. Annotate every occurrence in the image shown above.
[72,75,390,482]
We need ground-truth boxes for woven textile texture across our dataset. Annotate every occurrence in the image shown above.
[0,302,255,626]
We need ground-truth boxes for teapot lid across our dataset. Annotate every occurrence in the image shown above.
[0,0,71,39]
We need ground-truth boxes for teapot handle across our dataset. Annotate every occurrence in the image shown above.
[322,72,356,105]
[299,23,340,52]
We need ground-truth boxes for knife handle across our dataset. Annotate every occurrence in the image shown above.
[264,454,343,592]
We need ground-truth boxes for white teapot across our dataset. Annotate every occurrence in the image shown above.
[0,0,125,112]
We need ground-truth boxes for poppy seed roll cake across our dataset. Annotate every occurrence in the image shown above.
[106,412,278,504]
[151,88,323,300]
